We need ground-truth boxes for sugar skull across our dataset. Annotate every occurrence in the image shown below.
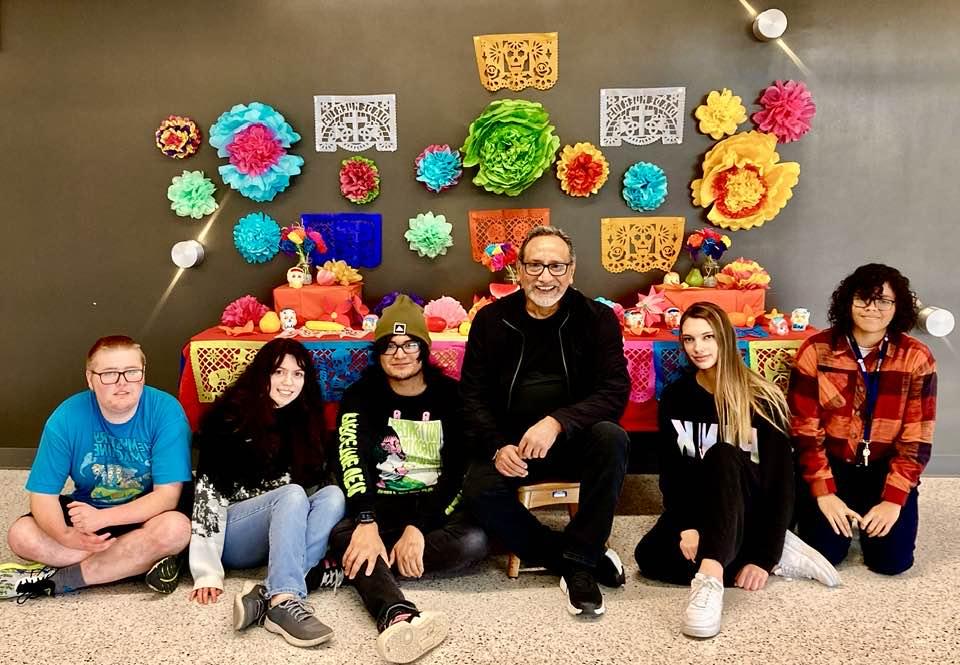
[768,315,789,336]
[286,266,305,289]
[664,307,682,329]
[362,314,379,332]
[790,308,810,331]
[280,308,298,330]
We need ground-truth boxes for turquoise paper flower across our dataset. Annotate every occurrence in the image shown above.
[233,212,280,264]
[404,212,453,258]
[622,162,668,212]
[415,144,462,193]
[167,170,217,219]
[209,102,304,202]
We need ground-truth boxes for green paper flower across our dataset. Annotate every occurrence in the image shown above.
[404,212,453,259]
[460,99,560,196]
[168,170,218,219]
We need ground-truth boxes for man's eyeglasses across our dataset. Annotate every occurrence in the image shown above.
[853,297,895,312]
[521,261,572,277]
[383,341,421,356]
[89,368,145,385]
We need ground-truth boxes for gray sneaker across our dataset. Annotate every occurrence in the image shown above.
[233,581,268,631]
[773,530,841,587]
[0,563,56,601]
[376,611,449,664]
[263,598,334,648]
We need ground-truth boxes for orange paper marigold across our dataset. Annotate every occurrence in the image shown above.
[690,131,800,231]
[695,88,747,140]
[556,142,609,197]
[716,257,771,290]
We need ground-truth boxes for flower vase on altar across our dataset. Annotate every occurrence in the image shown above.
[701,256,719,288]
[481,242,521,299]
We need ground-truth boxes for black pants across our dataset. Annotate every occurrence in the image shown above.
[462,421,629,571]
[795,458,918,575]
[328,510,488,628]
[635,442,763,587]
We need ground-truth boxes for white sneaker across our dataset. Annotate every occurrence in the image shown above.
[682,573,723,638]
[773,530,841,588]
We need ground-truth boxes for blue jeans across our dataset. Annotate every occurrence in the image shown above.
[221,484,345,598]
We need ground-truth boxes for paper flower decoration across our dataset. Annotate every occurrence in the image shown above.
[481,242,519,282]
[424,296,469,329]
[690,131,800,231]
[340,156,381,204]
[221,295,269,327]
[752,80,816,143]
[415,145,462,193]
[622,162,668,212]
[634,286,668,327]
[460,99,560,196]
[374,292,426,317]
[155,115,202,159]
[405,212,453,259]
[321,259,362,286]
[233,212,281,264]
[280,221,326,266]
[595,297,625,324]
[716,258,772,290]
[556,142,609,197]
[695,89,747,140]
[167,170,218,219]
[686,227,732,262]
[209,102,304,202]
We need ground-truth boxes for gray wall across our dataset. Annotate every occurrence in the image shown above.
[1,1,957,472]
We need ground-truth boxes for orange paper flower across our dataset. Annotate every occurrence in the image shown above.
[715,258,771,290]
[690,131,800,231]
[556,142,609,197]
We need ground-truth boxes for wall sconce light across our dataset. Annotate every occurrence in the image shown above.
[917,300,955,338]
[171,240,205,269]
[753,8,788,41]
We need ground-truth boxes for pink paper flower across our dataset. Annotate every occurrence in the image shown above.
[752,80,816,143]
[635,286,667,327]
[424,296,469,329]
[221,295,270,327]
[339,156,380,204]
[226,123,287,175]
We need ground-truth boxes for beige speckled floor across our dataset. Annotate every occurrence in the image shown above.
[0,470,957,665]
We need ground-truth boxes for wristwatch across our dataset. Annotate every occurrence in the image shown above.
[355,510,376,525]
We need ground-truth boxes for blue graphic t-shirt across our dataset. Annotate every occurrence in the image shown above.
[26,386,192,507]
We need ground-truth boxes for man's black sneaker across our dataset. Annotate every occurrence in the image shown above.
[233,581,268,631]
[560,568,605,617]
[0,563,56,602]
[305,557,344,592]
[145,555,181,594]
[595,548,626,588]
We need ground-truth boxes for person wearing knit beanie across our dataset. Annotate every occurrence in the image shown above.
[374,295,431,351]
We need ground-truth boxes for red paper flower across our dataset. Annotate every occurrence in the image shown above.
[226,123,287,176]
[556,143,609,197]
[752,80,816,143]
[221,295,270,327]
[339,156,381,204]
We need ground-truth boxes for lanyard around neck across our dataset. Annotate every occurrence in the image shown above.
[847,334,889,444]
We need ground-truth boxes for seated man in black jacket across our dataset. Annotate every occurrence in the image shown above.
[331,296,487,663]
[461,226,631,618]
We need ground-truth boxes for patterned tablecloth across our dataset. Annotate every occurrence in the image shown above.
[178,327,814,432]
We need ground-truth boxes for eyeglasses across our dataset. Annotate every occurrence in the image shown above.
[383,341,420,356]
[521,261,572,277]
[853,297,895,312]
[89,368,145,385]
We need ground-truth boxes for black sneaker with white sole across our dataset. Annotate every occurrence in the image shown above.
[233,581,268,631]
[144,555,181,594]
[263,598,334,648]
[305,558,345,592]
[560,568,605,617]
[595,548,626,588]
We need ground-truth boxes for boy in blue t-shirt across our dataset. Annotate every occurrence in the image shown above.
[1,336,193,600]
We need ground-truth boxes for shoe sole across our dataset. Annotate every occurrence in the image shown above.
[559,578,605,618]
[144,556,180,594]
[376,611,449,664]
[781,532,841,587]
[233,581,259,631]
[263,616,334,648]
[682,621,720,639]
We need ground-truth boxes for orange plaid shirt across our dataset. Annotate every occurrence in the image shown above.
[788,329,937,506]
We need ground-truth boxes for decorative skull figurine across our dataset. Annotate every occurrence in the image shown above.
[768,315,789,336]
[286,266,305,289]
[279,308,298,330]
[790,308,810,331]
[362,314,379,332]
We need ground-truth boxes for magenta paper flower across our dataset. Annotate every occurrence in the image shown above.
[221,295,269,327]
[227,123,287,176]
[752,80,816,143]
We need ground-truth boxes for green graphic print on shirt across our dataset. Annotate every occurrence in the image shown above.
[374,417,442,493]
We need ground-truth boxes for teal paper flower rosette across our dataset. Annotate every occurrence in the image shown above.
[622,161,668,212]
[404,211,453,258]
[460,99,560,197]
[167,170,218,219]
[233,212,281,264]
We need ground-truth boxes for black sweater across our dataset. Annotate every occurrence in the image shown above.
[335,371,466,533]
[656,372,793,571]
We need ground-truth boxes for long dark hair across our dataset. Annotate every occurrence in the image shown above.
[828,264,917,344]
[196,338,327,496]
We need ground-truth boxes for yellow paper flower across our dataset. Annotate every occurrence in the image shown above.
[287,230,304,245]
[690,131,800,231]
[716,258,772,290]
[322,259,362,286]
[555,142,609,197]
[695,88,747,140]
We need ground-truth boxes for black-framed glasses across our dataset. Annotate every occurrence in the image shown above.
[89,368,145,385]
[853,297,895,312]
[383,341,421,356]
[521,261,572,277]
